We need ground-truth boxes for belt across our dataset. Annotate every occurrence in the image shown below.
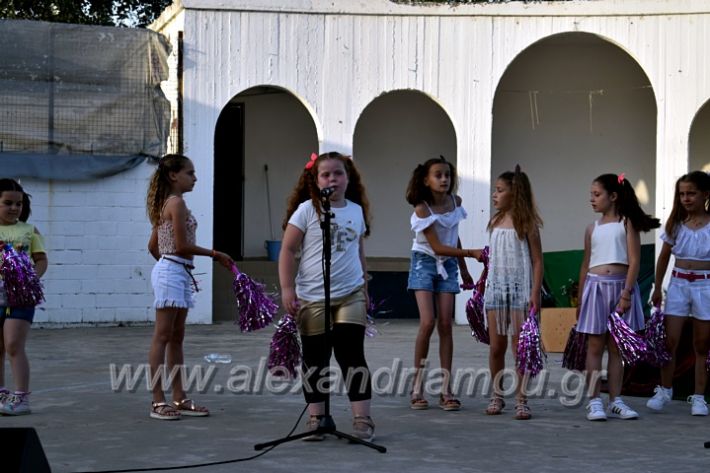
[162,256,200,292]
[672,270,710,282]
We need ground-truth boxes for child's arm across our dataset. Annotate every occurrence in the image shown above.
[576,223,593,319]
[651,242,672,307]
[166,197,233,268]
[527,227,543,313]
[31,227,48,277]
[416,203,478,259]
[359,236,370,309]
[456,238,474,286]
[148,227,160,261]
[618,220,641,313]
[279,223,304,315]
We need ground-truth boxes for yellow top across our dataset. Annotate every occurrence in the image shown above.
[0,222,46,255]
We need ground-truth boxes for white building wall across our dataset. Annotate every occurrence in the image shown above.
[25,0,710,324]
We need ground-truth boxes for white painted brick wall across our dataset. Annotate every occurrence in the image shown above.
[18,163,202,325]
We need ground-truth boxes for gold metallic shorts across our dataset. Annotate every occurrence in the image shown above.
[297,286,367,336]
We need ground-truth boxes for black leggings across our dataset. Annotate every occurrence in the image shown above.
[300,323,372,404]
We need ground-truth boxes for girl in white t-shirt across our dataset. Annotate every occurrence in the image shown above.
[279,152,375,442]
[405,156,480,412]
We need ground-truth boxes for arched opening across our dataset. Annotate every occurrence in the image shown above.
[689,100,710,172]
[492,32,657,307]
[213,85,319,321]
[354,89,457,318]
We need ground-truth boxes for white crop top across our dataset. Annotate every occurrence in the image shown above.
[589,220,628,268]
[410,195,467,279]
[660,222,710,261]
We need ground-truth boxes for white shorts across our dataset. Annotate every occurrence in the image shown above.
[151,256,196,309]
[664,269,710,321]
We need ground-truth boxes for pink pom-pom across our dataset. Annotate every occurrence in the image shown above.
[231,265,278,332]
[516,308,546,377]
[0,244,44,307]
[643,306,671,367]
[365,297,386,338]
[561,325,587,371]
[706,349,710,373]
[465,246,489,344]
[268,314,301,378]
[607,311,647,366]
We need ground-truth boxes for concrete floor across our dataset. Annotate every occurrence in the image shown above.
[1,320,708,473]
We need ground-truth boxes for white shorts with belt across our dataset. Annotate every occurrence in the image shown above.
[151,255,196,309]
[664,268,710,321]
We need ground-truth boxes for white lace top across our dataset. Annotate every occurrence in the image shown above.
[410,196,467,279]
[484,227,532,331]
[660,222,710,261]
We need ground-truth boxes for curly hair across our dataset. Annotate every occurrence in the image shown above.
[665,170,710,238]
[146,154,191,226]
[594,173,660,232]
[487,165,543,240]
[0,178,31,222]
[405,155,458,206]
[282,152,372,237]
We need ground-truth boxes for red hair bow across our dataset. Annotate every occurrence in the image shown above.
[617,172,625,184]
[305,153,318,170]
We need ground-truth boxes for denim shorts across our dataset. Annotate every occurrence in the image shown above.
[664,270,710,321]
[151,256,196,309]
[0,306,35,324]
[407,251,460,294]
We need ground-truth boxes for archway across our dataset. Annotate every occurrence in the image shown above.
[492,32,657,306]
[213,85,319,320]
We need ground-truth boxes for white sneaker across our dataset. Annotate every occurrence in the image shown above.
[0,388,9,410]
[607,397,639,419]
[688,395,709,416]
[0,391,31,416]
[586,397,607,421]
[646,386,672,411]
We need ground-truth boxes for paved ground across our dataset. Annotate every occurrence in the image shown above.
[2,320,708,473]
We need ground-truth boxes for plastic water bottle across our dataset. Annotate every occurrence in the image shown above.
[204,353,232,364]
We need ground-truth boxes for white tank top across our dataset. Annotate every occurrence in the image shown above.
[589,220,628,268]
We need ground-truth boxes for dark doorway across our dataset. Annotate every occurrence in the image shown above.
[214,102,244,260]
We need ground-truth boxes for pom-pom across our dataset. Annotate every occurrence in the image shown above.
[516,308,546,377]
[465,246,490,344]
[607,311,647,366]
[0,244,44,307]
[706,349,710,373]
[643,306,671,367]
[231,264,278,332]
[561,325,587,371]
[267,314,301,378]
[366,297,386,338]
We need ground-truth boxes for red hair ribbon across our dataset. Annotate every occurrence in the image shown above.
[617,172,625,184]
[305,153,318,170]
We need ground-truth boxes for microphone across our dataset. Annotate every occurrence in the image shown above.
[320,187,335,197]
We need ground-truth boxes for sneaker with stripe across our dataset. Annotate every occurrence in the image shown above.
[607,397,638,419]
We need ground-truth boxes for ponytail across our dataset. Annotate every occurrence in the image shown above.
[594,173,660,232]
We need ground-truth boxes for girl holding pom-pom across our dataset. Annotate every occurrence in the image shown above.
[484,166,543,420]
[577,173,659,421]
[646,171,710,416]
[279,152,375,441]
[0,179,47,415]
[146,154,234,420]
[405,156,479,412]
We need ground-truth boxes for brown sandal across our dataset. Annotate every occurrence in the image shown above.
[173,398,209,417]
[485,397,505,415]
[515,401,532,420]
[439,394,461,411]
[150,401,181,420]
[410,392,429,410]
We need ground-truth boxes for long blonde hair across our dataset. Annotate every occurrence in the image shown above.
[146,154,191,226]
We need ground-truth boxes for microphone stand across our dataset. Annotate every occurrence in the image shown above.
[255,190,386,453]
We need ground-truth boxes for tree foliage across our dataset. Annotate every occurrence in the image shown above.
[0,0,172,27]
